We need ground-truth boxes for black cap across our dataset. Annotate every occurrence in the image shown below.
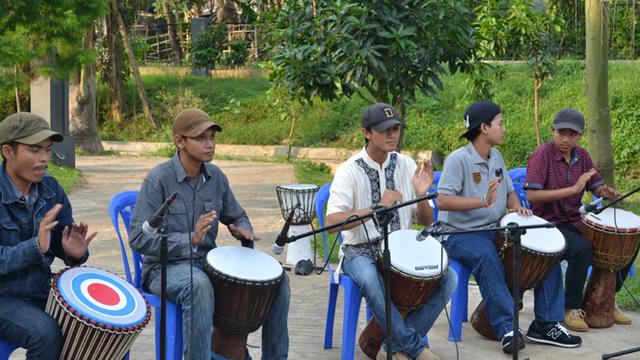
[553,108,584,134]
[362,103,404,132]
[460,100,502,139]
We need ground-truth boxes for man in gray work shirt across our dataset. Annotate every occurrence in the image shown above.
[129,108,290,360]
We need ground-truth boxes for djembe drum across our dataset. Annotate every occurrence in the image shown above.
[275,184,319,266]
[204,246,284,360]
[358,229,448,359]
[582,208,640,328]
[46,266,150,360]
[470,213,566,340]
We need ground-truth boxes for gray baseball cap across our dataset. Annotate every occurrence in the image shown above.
[553,108,584,134]
[0,112,63,145]
[361,103,404,132]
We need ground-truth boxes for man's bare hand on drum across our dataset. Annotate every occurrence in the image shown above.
[62,222,97,261]
[598,184,622,200]
[379,189,403,207]
[229,224,262,242]
[413,159,434,196]
[572,168,596,194]
[512,206,533,217]
[192,210,216,246]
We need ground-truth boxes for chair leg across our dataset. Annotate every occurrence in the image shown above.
[324,283,339,349]
[448,261,471,342]
[342,283,363,360]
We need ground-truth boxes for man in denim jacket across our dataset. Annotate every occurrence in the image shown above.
[0,112,96,359]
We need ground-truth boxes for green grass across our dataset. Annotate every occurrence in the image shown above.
[616,262,640,311]
[48,164,82,193]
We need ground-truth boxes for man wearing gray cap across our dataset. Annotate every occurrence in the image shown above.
[326,103,457,360]
[129,108,290,360]
[525,108,629,331]
[0,112,96,359]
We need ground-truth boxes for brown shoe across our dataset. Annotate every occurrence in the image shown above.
[614,305,632,325]
[376,348,409,360]
[415,347,443,360]
[564,309,589,332]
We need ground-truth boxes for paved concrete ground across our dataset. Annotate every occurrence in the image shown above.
[10,155,640,359]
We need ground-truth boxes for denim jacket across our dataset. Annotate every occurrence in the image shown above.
[0,164,86,301]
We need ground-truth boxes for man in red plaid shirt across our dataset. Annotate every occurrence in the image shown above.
[525,108,632,332]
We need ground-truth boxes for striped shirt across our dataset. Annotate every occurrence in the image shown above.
[327,148,418,246]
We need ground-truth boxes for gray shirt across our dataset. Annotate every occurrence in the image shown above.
[129,153,253,276]
[437,143,514,229]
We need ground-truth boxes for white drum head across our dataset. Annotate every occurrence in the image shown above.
[583,208,640,231]
[206,246,283,282]
[278,184,319,191]
[383,229,448,278]
[499,213,565,253]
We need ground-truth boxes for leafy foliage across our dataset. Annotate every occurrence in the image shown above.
[0,0,107,77]
[221,39,251,68]
[267,0,477,114]
[191,23,228,71]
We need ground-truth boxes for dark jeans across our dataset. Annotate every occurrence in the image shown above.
[0,296,62,360]
[557,224,593,309]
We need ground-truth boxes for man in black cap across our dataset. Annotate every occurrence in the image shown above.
[437,101,582,353]
[525,108,628,330]
[326,103,457,360]
[0,112,96,359]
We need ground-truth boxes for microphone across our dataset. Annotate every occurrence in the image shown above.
[579,197,605,215]
[416,221,444,241]
[142,192,179,235]
[272,204,299,255]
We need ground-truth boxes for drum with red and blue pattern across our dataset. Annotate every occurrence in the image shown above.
[46,266,150,360]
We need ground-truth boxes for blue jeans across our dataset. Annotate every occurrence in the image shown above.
[343,254,457,359]
[0,297,62,360]
[146,261,290,360]
[444,232,564,339]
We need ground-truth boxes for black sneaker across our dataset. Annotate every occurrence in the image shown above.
[502,330,526,354]
[524,321,582,348]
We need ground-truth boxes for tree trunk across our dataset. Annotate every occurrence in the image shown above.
[534,79,542,146]
[70,29,104,153]
[14,66,21,112]
[110,0,159,129]
[164,0,182,64]
[286,103,297,162]
[107,14,126,124]
[586,0,615,186]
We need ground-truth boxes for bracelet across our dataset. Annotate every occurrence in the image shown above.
[481,194,489,208]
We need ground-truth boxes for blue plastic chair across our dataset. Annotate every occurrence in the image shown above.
[0,339,18,360]
[316,182,370,360]
[109,191,183,360]
[508,167,531,210]
[429,171,472,342]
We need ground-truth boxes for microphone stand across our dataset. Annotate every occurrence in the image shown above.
[428,221,555,360]
[593,186,640,214]
[160,221,168,360]
[282,192,437,360]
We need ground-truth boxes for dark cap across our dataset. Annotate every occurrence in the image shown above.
[0,112,63,145]
[362,103,404,132]
[460,100,502,139]
[173,108,222,137]
[553,108,584,134]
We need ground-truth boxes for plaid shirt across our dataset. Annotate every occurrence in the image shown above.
[525,142,604,231]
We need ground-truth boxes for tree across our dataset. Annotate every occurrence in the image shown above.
[163,0,183,63]
[1,0,107,150]
[267,0,476,149]
[191,23,227,97]
[109,0,159,129]
[586,0,615,185]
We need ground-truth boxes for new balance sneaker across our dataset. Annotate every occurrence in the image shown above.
[502,330,526,354]
[525,321,582,348]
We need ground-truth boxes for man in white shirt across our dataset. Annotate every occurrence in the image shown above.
[326,103,457,360]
